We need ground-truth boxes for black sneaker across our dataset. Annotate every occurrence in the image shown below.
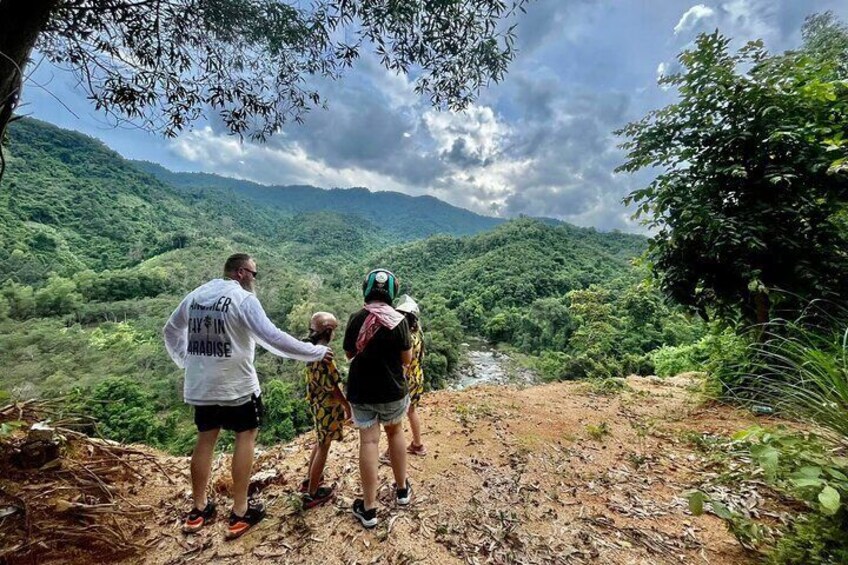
[352,498,378,529]
[395,479,413,506]
[225,500,266,540]
[182,501,216,533]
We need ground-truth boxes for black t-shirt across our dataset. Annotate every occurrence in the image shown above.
[344,308,412,404]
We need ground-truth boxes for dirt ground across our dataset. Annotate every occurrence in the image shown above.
[3,376,778,564]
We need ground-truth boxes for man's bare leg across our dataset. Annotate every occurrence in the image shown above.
[232,428,258,516]
[191,429,220,510]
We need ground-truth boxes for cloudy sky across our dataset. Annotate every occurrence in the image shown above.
[22,0,848,232]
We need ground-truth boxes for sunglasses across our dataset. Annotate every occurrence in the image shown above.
[240,267,259,279]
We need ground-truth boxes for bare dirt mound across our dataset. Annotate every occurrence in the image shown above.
[2,378,779,564]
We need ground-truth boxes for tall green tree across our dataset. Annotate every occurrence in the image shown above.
[617,14,848,326]
[0,0,530,179]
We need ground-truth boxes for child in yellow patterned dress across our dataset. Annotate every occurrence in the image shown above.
[395,295,427,455]
[301,312,351,509]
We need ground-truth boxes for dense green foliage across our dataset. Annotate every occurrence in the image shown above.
[617,13,848,326]
[374,227,700,380]
[0,117,698,456]
[629,14,848,562]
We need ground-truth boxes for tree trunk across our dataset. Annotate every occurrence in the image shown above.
[749,290,771,342]
[0,0,59,147]
[754,291,770,326]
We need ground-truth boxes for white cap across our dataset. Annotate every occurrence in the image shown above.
[394,294,420,315]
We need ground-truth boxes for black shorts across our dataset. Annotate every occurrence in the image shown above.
[194,394,263,433]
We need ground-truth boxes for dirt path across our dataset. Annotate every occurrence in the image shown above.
[29,376,769,565]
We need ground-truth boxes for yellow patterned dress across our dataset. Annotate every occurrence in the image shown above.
[305,360,346,443]
[406,329,425,406]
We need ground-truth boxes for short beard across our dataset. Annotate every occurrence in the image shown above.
[240,278,255,293]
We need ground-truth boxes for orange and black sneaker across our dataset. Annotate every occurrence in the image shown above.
[182,501,216,534]
[225,500,266,540]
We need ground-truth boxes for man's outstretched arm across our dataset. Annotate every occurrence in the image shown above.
[241,296,331,362]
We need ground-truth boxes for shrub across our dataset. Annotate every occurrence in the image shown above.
[701,327,752,394]
[734,426,848,564]
[769,513,848,565]
[650,325,750,380]
[1,281,35,320]
[621,352,655,376]
[533,351,571,382]
[75,377,166,446]
[259,379,311,445]
[558,353,621,381]
[650,343,702,377]
[743,301,848,437]
[34,275,82,317]
[88,321,154,350]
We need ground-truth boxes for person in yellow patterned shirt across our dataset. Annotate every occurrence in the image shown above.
[301,312,351,509]
[395,295,427,455]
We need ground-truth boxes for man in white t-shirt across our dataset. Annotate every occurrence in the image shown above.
[164,253,333,539]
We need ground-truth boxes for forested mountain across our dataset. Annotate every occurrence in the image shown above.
[0,116,687,457]
[133,160,505,240]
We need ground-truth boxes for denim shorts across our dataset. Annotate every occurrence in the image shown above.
[351,396,409,428]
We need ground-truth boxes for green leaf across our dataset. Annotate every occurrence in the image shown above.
[828,157,847,174]
[710,500,734,520]
[791,477,825,489]
[795,466,823,479]
[0,420,24,438]
[732,426,762,441]
[825,467,848,482]
[688,491,707,516]
[756,446,780,478]
[818,486,841,515]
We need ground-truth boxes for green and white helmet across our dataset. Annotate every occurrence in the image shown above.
[362,268,399,302]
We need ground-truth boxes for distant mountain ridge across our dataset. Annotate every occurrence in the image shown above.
[132,160,505,240]
[1,118,646,292]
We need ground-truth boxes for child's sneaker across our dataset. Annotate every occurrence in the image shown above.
[225,500,266,540]
[352,498,378,529]
[407,442,428,456]
[182,501,216,533]
[299,476,325,493]
[395,479,413,506]
[303,486,334,509]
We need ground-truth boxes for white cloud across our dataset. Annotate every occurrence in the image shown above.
[674,4,716,35]
[423,105,510,165]
[169,127,413,194]
[718,0,778,44]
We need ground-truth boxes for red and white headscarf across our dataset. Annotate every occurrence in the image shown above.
[355,302,405,355]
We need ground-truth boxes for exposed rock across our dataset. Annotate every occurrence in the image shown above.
[13,438,61,469]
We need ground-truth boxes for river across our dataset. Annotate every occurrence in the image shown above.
[450,339,537,390]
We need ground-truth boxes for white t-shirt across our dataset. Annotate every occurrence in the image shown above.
[163,279,327,405]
